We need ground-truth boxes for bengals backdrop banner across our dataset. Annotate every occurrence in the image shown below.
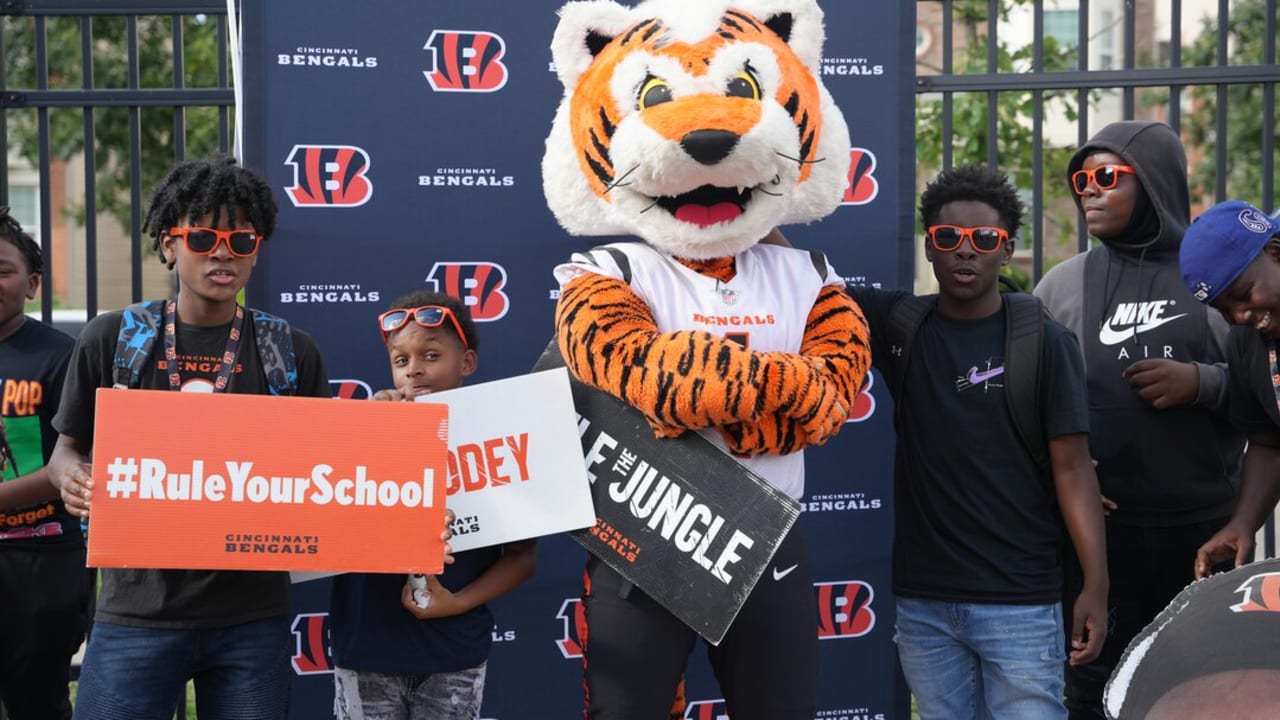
[89,390,449,573]
[242,1,915,717]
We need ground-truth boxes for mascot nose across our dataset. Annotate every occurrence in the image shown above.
[680,130,740,165]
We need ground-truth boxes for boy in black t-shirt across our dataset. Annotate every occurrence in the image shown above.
[46,157,331,720]
[1179,200,1280,579]
[0,208,84,720]
[845,166,1108,719]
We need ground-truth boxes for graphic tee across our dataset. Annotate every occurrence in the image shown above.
[0,319,78,549]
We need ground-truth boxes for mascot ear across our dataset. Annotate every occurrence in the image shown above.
[736,0,826,69]
[551,1,635,89]
[762,13,793,43]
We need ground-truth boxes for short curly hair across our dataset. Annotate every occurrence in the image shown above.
[142,154,278,268]
[383,290,479,352]
[0,207,41,275]
[919,165,1025,239]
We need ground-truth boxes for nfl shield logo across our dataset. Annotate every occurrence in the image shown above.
[719,287,738,305]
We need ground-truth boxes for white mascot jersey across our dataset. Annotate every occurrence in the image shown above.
[556,242,844,499]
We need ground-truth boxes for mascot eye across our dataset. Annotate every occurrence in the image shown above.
[726,70,761,100]
[639,76,673,109]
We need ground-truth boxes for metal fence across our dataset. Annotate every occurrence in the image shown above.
[2,0,1279,716]
[2,0,234,326]
[915,0,1278,282]
[915,0,1280,555]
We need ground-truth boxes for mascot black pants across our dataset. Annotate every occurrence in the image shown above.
[581,524,817,720]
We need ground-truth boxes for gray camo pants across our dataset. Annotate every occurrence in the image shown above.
[333,664,486,720]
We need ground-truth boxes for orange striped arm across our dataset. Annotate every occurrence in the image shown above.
[722,285,871,455]
[556,272,869,453]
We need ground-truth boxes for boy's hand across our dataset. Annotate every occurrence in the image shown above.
[52,459,94,519]
[1101,494,1117,516]
[1123,359,1198,409]
[1069,584,1108,666]
[400,575,461,619]
[372,383,417,402]
[1196,519,1255,579]
[442,509,455,566]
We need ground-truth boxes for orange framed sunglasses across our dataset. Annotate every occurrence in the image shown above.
[1070,164,1136,195]
[167,226,261,257]
[926,225,1009,254]
[377,305,469,347]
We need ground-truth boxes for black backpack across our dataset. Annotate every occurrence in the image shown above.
[883,287,1049,472]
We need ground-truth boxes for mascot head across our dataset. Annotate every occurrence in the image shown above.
[543,0,851,259]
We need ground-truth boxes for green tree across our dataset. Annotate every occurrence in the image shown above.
[915,0,1087,264]
[1181,0,1280,211]
[2,13,229,232]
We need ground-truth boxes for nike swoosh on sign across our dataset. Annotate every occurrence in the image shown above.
[1097,314,1189,346]
[773,564,798,581]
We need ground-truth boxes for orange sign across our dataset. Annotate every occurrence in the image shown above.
[87,389,448,574]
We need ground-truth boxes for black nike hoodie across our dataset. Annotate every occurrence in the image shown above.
[1035,121,1241,526]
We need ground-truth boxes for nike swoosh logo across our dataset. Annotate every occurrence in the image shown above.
[773,564,798,581]
[966,366,1005,385]
[1098,314,1188,346]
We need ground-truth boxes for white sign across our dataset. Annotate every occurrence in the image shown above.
[292,368,593,582]
[418,367,595,551]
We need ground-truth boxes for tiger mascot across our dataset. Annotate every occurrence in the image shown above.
[544,1,870,718]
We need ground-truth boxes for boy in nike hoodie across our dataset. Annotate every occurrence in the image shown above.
[1034,121,1243,719]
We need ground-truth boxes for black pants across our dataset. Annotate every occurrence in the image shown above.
[1061,517,1229,719]
[0,545,89,720]
[582,525,817,720]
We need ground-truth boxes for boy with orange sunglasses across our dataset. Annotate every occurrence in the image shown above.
[841,164,1107,719]
[1034,121,1242,720]
[46,156,333,719]
[327,290,536,720]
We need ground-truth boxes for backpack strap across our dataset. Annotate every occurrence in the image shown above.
[112,300,297,396]
[807,249,828,280]
[1003,292,1048,473]
[249,308,298,397]
[885,294,938,419]
[113,300,166,389]
[589,245,633,284]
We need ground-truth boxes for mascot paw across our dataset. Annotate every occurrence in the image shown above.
[790,374,849,446]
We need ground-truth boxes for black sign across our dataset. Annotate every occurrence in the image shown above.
[535,342,799,644]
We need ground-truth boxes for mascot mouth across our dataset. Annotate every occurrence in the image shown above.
[654,185,751,228]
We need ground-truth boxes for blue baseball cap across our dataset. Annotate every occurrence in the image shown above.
[1181,200,1280,303]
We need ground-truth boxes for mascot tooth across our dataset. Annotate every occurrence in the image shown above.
[544,0,872,716]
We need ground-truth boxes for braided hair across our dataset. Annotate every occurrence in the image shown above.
[141,154,278,268]
[0,206,42,275]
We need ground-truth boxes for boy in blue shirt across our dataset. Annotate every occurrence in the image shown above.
[329,290,536,720]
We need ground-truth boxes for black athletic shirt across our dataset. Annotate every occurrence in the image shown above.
[850,287,1089,603]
